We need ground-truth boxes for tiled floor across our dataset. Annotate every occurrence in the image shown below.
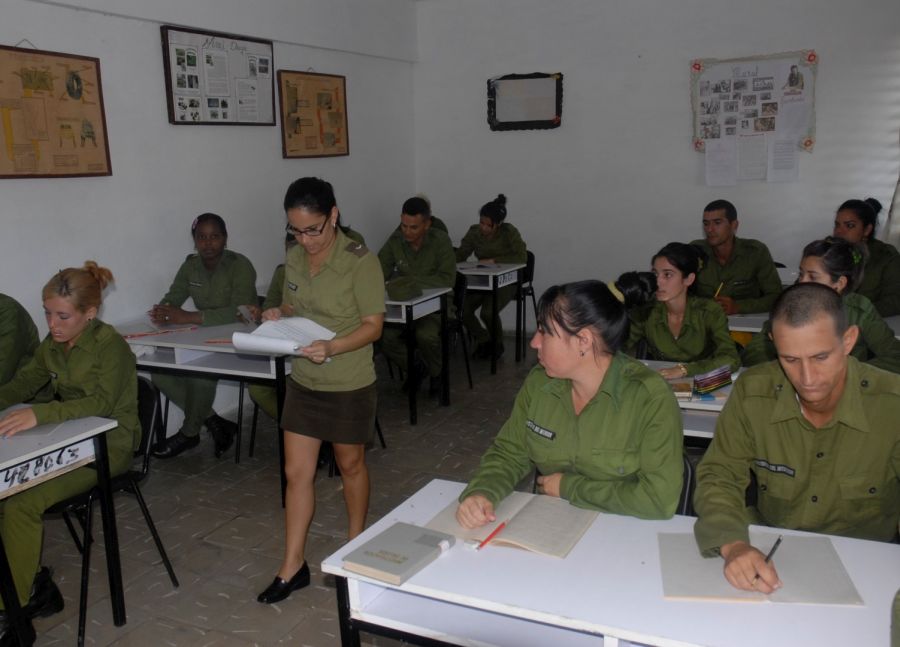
[32,337,539,646]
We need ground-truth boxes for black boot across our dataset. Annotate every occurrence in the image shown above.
[23,567,64,619]
[152,431,200,459]
[205,415,236,458]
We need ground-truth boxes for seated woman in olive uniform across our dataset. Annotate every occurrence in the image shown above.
[0,262,140,629]
[742,238,900,373]
[455,194,527,360]
[832,197,900,316]
[456,280,683,529]
[0,293,40,388]
[150,213,257,459]
[626,242,740,380]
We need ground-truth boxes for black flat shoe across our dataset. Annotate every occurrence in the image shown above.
[24,567,63,619]
[257,562,310,604]
[152,431,200,459]
[205,415,236,458]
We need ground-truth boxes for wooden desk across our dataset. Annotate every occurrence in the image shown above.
[118,320,289,490]
[0,412,122,646]
[384,288,452,425]
[322,479,900,647]
[457,263,527,374]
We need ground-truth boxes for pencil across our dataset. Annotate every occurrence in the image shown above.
[752,534,783,584]
[476,521,507,550]
[122,326,197,339]
[714,282,725,298]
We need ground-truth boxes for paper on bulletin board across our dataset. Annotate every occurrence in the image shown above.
[705,138,736,186]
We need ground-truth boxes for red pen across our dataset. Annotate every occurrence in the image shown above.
[476,521,507,550]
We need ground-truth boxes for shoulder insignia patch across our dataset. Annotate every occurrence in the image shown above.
[346,242,368,257]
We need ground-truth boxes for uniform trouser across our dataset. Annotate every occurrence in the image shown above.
[381,313,443,378]
[463,284,517,345]
[0,442,131,608]
[248,383,278,421]
[152,373,218,437]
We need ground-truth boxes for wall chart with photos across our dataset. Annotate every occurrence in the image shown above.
[691,50,817,185]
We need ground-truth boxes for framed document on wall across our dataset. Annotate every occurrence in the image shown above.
[0,44,111,178]
[160,25,275,125]
[277,70,349,158]
[487,72,563,132]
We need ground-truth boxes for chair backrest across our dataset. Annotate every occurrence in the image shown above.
[453,272,468,318]
[676,452,696,517]
[524,250,535,285]
[136,376,162,477]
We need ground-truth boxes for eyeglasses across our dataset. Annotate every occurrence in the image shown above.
[286,218,329,238]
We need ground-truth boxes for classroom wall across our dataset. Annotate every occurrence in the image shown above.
[2,0,417,331]
[413,0,900,320]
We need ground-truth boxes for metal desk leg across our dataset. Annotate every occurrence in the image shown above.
[234,385,244,464]
[490,277,499,375]
[336,576,361,647]
[515,270,524,362]
[0,534,35,646]
[276,358,287,507]
[440,293,450,406]
[93,433,126,626]
[406,305,418,425]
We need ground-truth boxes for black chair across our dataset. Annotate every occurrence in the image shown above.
[48,376,179,645]
[676,452,697,517]
[450,272,474,389]
[519,251,538,357]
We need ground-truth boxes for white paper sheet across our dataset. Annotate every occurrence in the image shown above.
[705,137,737,186]
[768,138,799,182]
[737,133,767,181]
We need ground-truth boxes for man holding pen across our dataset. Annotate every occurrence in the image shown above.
[691,199,782,314]
[693,283,900,592]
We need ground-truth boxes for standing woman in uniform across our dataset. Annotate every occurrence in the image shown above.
[257,177,384,604]
[831,198,900,316]
[626,242,739,379]
[0,262,140,622]
[455,194,527,359]
[150,213,257,459]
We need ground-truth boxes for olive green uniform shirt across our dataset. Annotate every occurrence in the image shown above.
[378,227,456,291]
[694,358,900,556]
[0,294,39,387]
[0,320,140,458]
[857,238,900,317]
[627,296,740,376]
[455,223,527,264]
[742,292,900,374]
[460,355,683,519]
[691,237,782,314]
[283,229,385,392]
[160,250,257,326]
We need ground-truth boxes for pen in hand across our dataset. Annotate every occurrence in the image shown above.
[752,534,783,585]
[714,281,725,298]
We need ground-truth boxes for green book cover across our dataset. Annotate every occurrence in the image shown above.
[342,522,456,585]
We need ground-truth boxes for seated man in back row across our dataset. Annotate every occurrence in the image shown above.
[694,283,900,593]
[378,197,456,394]
[691,199,782,315]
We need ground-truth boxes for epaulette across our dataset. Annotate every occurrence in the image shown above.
[346,241,368,257]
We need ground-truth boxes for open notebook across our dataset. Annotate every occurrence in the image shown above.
[426,491,597,559]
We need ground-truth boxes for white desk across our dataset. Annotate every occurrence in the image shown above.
[0,412,123,646]
[323,479,900,647]
[777,267,798,287]
[886,315,900,339]
[118,319,289,491]
[727,313,767,334]
[681,410,717,439]
[384,287,453,425]
[457,263,527,374]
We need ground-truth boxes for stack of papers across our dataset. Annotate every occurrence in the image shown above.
[693,365,732,395]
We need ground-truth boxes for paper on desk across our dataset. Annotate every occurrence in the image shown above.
[658,531,863,605]
[232,317,335,355]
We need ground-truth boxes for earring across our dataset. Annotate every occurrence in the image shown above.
[580,350,586,357]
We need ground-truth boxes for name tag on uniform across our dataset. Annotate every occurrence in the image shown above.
[189,281,203,287]
[287,282,298,292]
[526,419,555,440]
[754,458,795,477]
[732,280,750,286]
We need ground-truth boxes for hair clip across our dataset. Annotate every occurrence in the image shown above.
[606,281,626,304]
[851,249,862,265]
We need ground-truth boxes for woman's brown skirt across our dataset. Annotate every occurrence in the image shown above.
[281,379,376,445]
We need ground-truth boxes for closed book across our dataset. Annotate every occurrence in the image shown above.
[342,522,455,585]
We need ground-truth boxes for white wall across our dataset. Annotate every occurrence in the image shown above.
[2,0,417,332]
[413,0,900,319]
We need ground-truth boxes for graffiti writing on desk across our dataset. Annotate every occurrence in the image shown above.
[2,447,81,487]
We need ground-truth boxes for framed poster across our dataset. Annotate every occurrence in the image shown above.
[160,25,275,125]
[0,44,111,178]
[277,70,349,158]
[487,72,563,131]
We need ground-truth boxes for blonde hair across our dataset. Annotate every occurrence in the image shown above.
[42,261,114,312]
